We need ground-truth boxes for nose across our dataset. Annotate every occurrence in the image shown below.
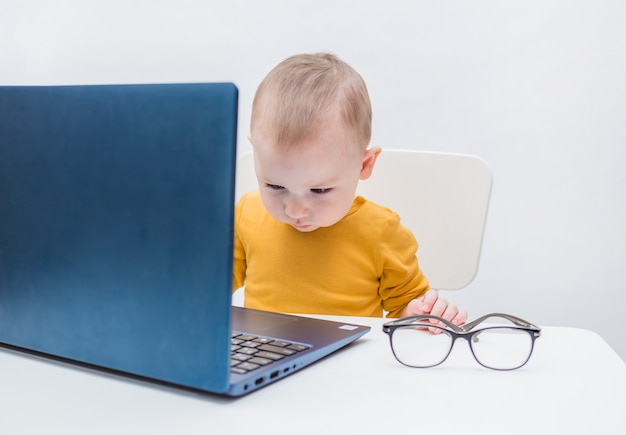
[284,196,310,219]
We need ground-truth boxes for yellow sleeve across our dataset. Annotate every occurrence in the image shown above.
[232,194,247,291]
[377,213,430,318]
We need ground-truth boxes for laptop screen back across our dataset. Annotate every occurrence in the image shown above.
[0,83,238,392]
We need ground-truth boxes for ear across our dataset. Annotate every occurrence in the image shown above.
[359,147,382,180]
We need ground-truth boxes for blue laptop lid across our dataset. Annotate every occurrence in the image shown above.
[0,83,238,393]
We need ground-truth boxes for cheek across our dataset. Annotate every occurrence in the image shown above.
[319,193,356,222]
[259,192,284,217]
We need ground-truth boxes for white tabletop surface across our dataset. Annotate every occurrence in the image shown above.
[2,315,625,435]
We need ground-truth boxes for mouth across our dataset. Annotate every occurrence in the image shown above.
[291,221,313,231]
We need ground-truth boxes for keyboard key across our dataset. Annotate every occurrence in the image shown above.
[248,356,273,366]
[236,362,260,372]
[232,353,252,362]
[236,347,258,356]
[269,340,291,347]
[255,351,285,361]
[241,341,262,348]
[258,344,296,356]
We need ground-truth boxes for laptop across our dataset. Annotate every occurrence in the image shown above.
[0,83,370,396]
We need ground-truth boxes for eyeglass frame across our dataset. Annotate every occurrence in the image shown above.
[382,313,542,370]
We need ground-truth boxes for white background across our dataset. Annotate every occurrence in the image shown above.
[2,0,625,361]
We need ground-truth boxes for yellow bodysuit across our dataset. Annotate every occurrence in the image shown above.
[233,191,429,317]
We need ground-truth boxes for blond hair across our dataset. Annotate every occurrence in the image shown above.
[250,53,372,150]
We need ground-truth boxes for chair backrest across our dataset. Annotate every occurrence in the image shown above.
[235,149,492,290]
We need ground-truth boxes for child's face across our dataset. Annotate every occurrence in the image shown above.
[251,115,371,232]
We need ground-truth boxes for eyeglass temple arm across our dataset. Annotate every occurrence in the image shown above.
[383,314,465,332]
[462,313,541,331]
[384,313,540,333]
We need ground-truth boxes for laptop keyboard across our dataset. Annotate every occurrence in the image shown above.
[230,332,311,374]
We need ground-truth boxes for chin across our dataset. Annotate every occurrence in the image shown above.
[291,223,319,232]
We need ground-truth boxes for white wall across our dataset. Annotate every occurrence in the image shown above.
[2,0,625,361]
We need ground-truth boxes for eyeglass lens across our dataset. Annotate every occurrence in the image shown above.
[391,326,534,370]
[469,327,534,370]
[391,327,453,368]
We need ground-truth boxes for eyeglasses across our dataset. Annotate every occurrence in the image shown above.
[383,313,541,370]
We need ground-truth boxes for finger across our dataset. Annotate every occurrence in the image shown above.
[423,297,447,333]
[440,304,459,323]
[428,296,448,319]
[427,306,467,334]
[451,309,468,326]
[419,289,439,312]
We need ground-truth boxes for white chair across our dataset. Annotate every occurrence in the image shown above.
[233,149,492,305]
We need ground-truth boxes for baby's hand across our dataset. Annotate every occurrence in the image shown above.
[402,289,467,332]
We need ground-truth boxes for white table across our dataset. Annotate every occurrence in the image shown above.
[2,316,625,434]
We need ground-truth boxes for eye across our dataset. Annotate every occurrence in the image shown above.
[310,188,333,195]
[265,183,284,191]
